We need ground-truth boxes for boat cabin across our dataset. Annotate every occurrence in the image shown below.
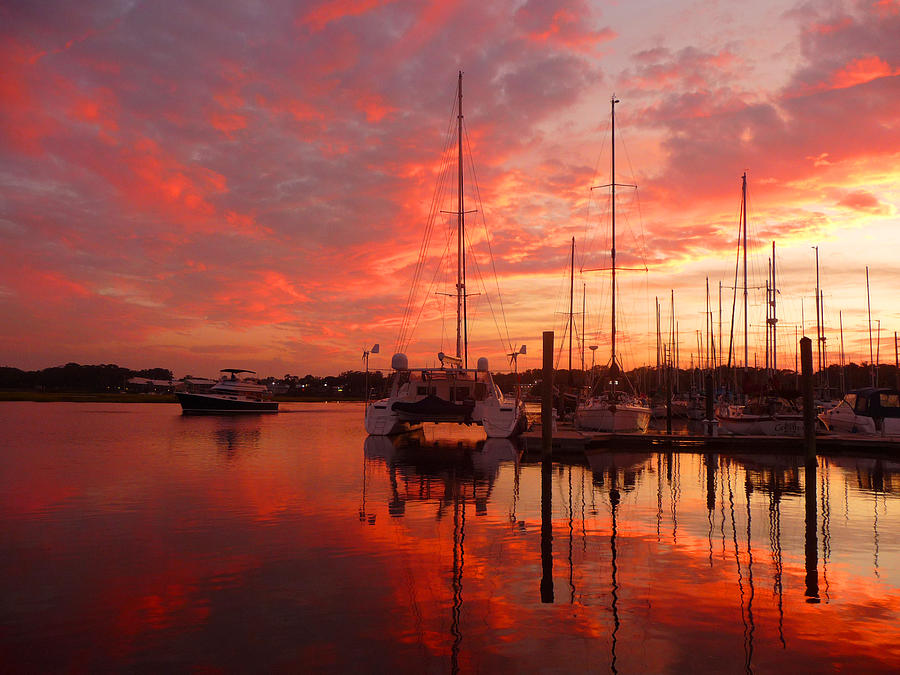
[840,388,900,419]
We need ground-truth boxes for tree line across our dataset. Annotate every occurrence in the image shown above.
[2,360,896,397]
[0,364,173,392]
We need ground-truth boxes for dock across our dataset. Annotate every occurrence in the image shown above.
[521,423,900,458]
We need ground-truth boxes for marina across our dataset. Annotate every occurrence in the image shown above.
[3,2,900,672]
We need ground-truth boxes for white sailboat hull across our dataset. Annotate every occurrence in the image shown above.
[365,401,421,436]
[575,400,651,432]
[479,400,528,438]
[717,414,804,436]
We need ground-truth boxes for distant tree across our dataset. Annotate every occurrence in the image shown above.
[134,367,173,381]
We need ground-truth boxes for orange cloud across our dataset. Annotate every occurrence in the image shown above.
[832,55,898,89]
[355,91,395,122]
[120,139,225,219]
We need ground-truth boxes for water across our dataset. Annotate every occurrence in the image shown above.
[2,402,899,672]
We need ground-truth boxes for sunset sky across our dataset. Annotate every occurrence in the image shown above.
[2,0,898,378]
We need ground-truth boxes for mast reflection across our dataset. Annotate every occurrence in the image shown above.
[362,432,519,672]
[589,452,651,675]
[731,454,806,650]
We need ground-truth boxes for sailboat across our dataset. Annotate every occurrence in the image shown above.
[574,96,651,433]
[715,179,803,435]
[364,73,527,439]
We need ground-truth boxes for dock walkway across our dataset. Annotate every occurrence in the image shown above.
[522,423,900,458]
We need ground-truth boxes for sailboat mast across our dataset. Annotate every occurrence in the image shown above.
[771,241,777,372]
[456,71,467,367]
[839,310,845,394]
[742,172,748,374]
[569,236,575,381]
[611,96,619,388]
[814,245,821,385]
[867,266,874,387]
[582,283,586,372]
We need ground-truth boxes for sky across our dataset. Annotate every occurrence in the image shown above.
[1,0,898,378]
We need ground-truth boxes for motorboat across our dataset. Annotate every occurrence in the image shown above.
[818,388,900,434]
[365,353,526,438]
[176,369,278,414]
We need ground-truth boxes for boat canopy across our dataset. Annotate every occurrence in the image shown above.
[846,388,900,418]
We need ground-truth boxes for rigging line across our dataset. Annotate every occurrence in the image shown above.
[727,189,743,369]
[398,132,456,351]
[397,91,458,352]
[438,223,457,354]
[400,133,454,342]
[463,226,510,356]
[581,116,612,266]
[401,218,455,354]
[397,160,451,351]
[616,123,650,270]
[463,121,513,352]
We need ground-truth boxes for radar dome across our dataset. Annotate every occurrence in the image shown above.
[477,357,489,372]
[391,353,409,371]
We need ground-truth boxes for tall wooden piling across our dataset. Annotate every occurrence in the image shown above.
[540,330,554,602]
[800,336,816,462]
[542,331,554,458]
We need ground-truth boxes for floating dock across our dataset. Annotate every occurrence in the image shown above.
[521,423,900,458]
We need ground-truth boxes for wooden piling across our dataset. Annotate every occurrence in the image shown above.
[800,336,816,462]
[542,331,554,457]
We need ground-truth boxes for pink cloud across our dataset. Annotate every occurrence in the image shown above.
[299,0,396,33]
[836,190,891,214]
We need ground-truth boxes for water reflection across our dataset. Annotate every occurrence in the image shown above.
[363,432,520,674]
[213,424,261,458]
[359,435,900,672]
[363,432,517,520]
[4,405,900,672]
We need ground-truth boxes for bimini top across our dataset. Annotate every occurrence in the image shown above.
[220,369,257,375]
[845,388,900,418]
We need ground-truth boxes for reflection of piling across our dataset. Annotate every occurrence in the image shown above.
[542,331,554,458]
[804,461,820,602]
[801,337,816,461]
[540,454,554,603]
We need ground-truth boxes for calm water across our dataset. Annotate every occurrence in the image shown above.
[2,402,899,673]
